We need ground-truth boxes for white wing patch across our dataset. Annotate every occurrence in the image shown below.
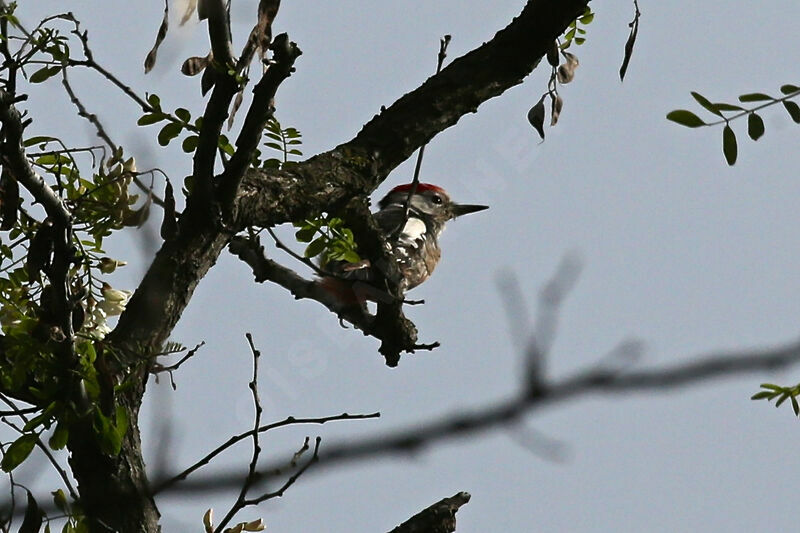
[399,217,426,247]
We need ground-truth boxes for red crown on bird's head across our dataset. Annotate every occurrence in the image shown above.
[387,182,446,195]
[379,182,448,210]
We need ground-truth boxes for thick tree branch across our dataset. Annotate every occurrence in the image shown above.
[228,234,436,364]
[202,0,235,67]
[235,0,589,228]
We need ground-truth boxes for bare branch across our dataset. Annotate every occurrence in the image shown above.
[168,336,800,496]
[152,411,379,495]
[245,436,320,504]
[203,0,234,67]
[211,333,265,532]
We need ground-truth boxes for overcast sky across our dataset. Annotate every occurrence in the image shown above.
[9,1,800,531]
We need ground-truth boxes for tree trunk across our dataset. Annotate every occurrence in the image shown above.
[68,380,160,533]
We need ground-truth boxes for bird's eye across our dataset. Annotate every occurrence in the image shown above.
[431,194,443,204]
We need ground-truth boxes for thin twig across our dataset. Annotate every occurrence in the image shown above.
[245,436,321,505]
[150,341,206,389]
[400,35,451,225]
[60,63,168,209]
[152,411,379,494]
[212,333,265,533]
[168,334,800,496]
[266,227,327,276]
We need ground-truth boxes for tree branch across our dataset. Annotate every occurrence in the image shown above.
[152,411,379,495]
[228,234,437,363]
[235,0,589,229]
[389,492,471,533]
[217,34,302,208]
[0,90,70,226]
[166,336,800,496]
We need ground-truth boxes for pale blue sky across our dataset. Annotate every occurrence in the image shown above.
[9,1,800,531]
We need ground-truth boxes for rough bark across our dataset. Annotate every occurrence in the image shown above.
[389,492,471,533]
[67,380,158,533]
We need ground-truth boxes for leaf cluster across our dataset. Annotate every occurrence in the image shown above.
[294,215,360,266]
[255,117,303,170]
[667,84,800,165]
[751,382,800,417]
[560,7,594,50]
[1,11,145,472]
[527,9,591,139]
[137,93,235,156]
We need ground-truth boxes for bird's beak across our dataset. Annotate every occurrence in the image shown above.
[451,203,489,218]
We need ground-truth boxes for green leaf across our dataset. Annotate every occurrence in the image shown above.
[295,226,317,243]
[29,65,61,83]
[341,250,361,263]
[574,37,585,45]
[792,395,800,416]
[666,109,706,128]
[1,433,37,471]
[775,392,790,407]
[747,113,765,141]
[264,141,283,151]
[579,13,594,24]
[304,237,327,258]
[738,92,773,102]
[20,490,42,533]
[157,122,183,146]
[52,488,69,514]
[722,124,737,165]
[115,405,129,442]
[94,410,122,455]
[690,92,722,117]
[23,402,58,432]
[751,391,775,400]
[23,135,57,147]
[218,139,235,156]
[712,102,744,112]
[175,107,191,122]
[182,135,199,153]
[49,422,69,450]
[146,93,161,110]
[137,113,164,126]
[34,154,62,166]
[779,84,800,95]
[783,101,800,123]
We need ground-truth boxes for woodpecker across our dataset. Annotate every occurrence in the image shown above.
[322,183,488,299]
